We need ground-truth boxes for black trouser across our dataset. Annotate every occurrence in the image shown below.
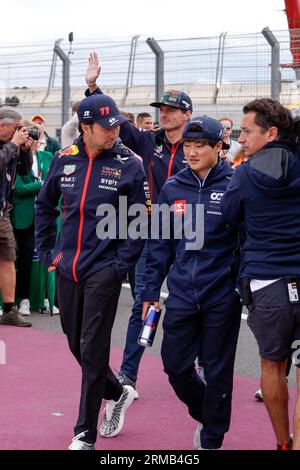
[161,292,241,450]
[14,223,35,299]
[56,267,123,444]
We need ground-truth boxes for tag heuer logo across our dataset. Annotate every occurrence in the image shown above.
[63,165,76,175]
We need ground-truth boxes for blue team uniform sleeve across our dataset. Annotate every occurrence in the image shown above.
[221,166,245,226]
[35,157,61,268]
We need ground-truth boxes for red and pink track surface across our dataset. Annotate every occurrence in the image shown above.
[0,326,296,450]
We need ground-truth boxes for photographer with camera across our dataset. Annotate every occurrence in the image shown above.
[0,106,32,327]
[10,120,43,317]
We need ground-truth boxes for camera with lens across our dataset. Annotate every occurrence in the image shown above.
[27,128,40,141]
[17,124,40,141]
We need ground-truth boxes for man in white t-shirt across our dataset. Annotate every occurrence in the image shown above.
[219,117,241,164]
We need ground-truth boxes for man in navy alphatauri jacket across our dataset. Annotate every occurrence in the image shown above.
[85,51,194,394]
[35,94,149,450]
[221,98,300,450]
[142,117,242,450]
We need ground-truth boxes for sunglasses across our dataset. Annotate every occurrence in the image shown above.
[222,125,232,130]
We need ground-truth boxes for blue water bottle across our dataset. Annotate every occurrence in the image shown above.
[138,305,161,348]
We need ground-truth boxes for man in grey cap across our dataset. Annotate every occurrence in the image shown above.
[0,106,32,327]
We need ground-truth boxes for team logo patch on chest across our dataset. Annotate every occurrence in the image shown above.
[173,200,186,214]
[101,167,122,178]
[63,165,76,175]
[207,190,224,216]
[209,191,224,203]
[154,144,164,159]
[59,145,79,158]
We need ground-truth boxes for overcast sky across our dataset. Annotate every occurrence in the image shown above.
[1,0,288,44]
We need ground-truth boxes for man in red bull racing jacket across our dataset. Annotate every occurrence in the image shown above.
[35,94,149,450]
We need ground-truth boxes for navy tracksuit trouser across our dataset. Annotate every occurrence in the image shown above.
[56,266,123,444]
[161,292,241,450]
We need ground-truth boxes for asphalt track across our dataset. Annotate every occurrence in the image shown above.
[0,285,297,451]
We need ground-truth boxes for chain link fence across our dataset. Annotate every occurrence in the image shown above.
[0,29,300,136]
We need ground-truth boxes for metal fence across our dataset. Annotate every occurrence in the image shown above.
[0,29,300,136]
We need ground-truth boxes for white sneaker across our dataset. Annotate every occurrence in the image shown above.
[68,432,95,450]
[0,307,3,316]
[51,305,59,315]
[99,385,136,438]
[19,299,30,316]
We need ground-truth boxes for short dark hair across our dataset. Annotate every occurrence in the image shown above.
[137,112,151,121]
[120,111,135,125]
[243,98,294,139]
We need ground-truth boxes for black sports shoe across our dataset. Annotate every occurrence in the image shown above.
[0,306,32,327]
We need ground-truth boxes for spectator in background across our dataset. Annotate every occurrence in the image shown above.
[219,117,241,165]
[31,114,60,155]
[61,101,80,148]
[0,106,32,327]
[11,120,42,316]
[120,111,136,127]
[136,112,153,130]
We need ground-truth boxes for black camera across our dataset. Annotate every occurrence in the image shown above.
[27,128,40,141]
[17,125,40,141]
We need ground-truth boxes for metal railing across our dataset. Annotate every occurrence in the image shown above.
[0,29,300,134]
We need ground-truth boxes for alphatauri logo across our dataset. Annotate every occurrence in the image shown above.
[210,192,224,202]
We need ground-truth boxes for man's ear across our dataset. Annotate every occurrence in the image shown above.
[216,141,223,153]
[184,111,192,122]
[81,123,91,135]
[267,126,279,142]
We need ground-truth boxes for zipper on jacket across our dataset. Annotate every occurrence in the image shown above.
[189,168,212,301]
[166,142,180,178]
[72,146,98,282]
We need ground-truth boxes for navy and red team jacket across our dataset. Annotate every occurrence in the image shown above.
[142,160,240,309]
[35,137,149,283]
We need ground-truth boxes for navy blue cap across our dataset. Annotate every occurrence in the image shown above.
[77,94,128,129]
[150,89,193,112]
[183,116,224,141]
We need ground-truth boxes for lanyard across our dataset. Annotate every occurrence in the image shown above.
[166,142,180,178]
